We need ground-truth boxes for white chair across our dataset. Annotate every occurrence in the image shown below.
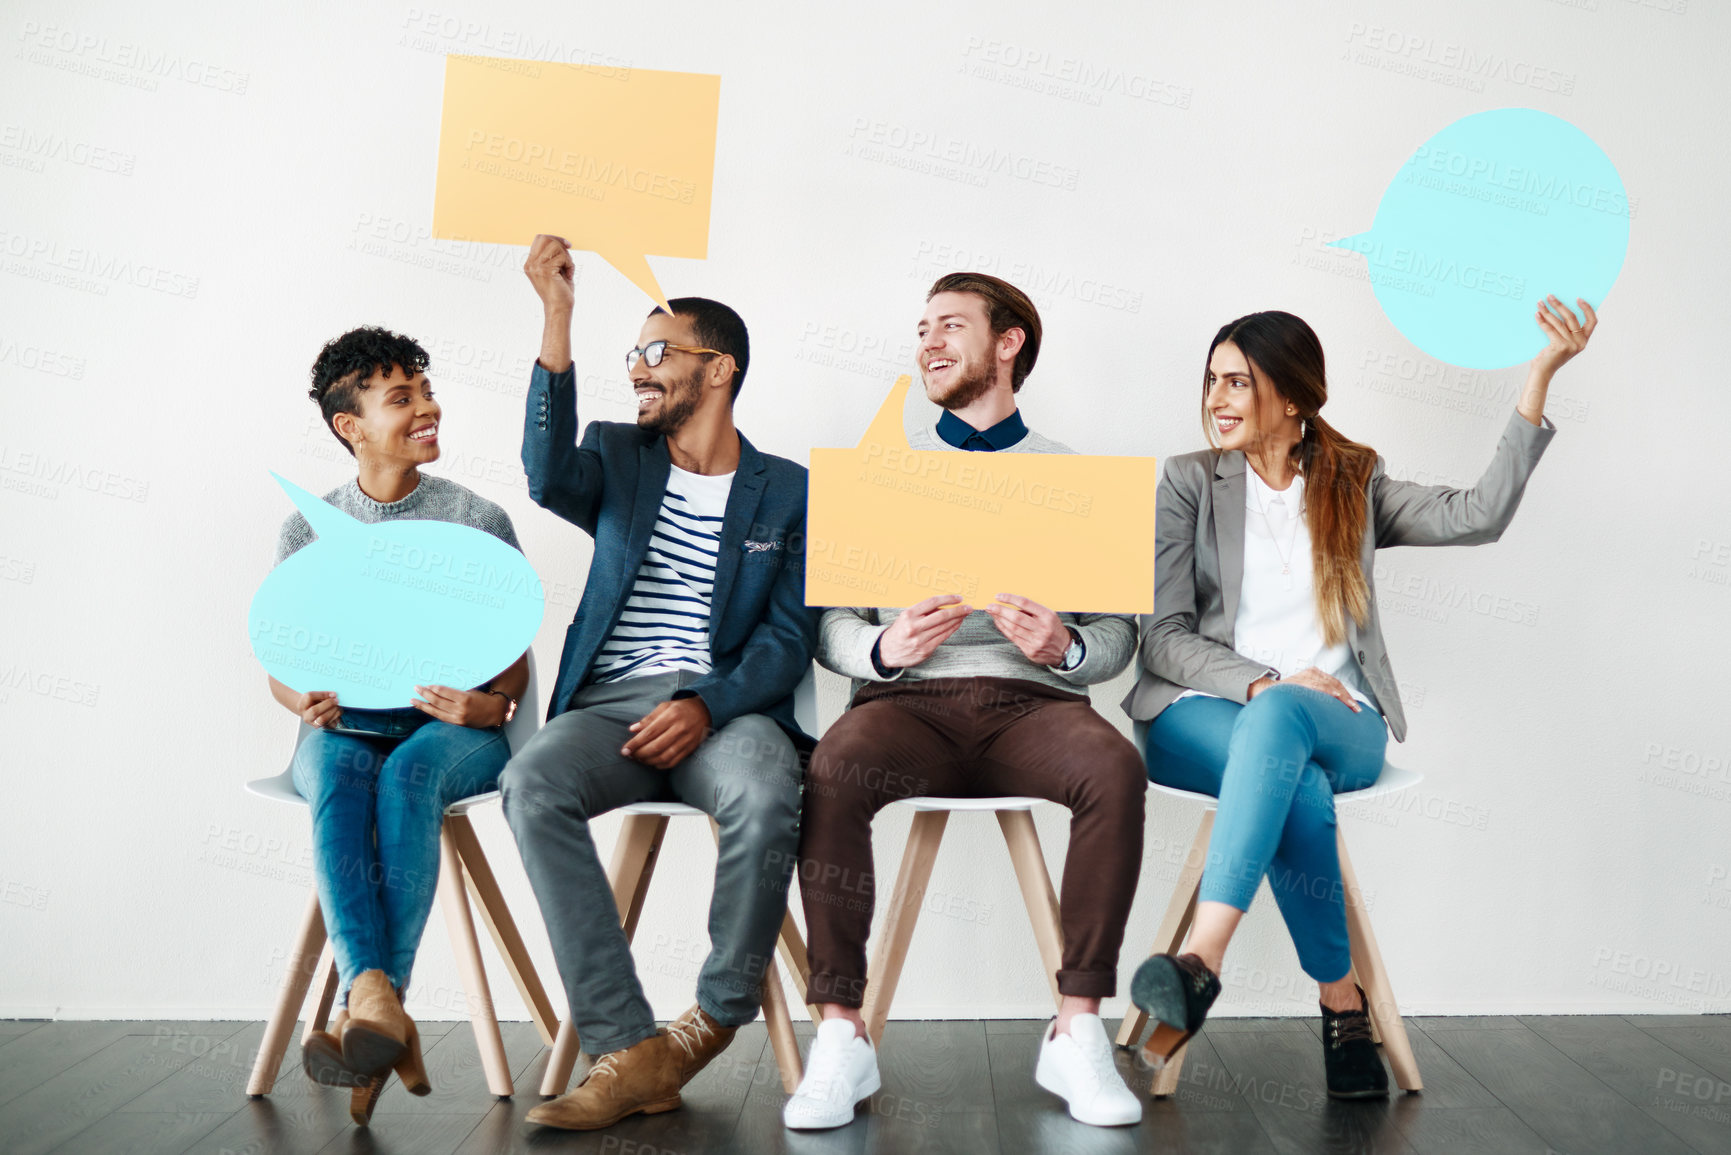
[859,795,1064,1046]
[537,667,824,1098]
[244,655,558,1098]
[1114,756,1426,1096]
[788,673,1067,1046]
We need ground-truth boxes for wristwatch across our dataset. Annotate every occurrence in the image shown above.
[486,688,518,724]
[1058,627,1085,672]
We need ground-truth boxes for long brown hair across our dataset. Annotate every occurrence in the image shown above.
[1202,311,1378,645]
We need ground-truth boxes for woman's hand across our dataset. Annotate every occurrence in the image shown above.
[1249,667,1361,712]
[1519,295,1598,425]
[412,684,507,728]
[297,690,342,728]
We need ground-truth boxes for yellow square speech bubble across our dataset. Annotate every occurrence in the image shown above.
[806,377,1159,613]
[432,56,719,308]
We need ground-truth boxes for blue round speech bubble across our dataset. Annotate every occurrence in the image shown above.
[1330,108,1628,370]
[249,473,545,708]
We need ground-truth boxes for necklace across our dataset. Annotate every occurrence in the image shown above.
[1250,474,1303,588]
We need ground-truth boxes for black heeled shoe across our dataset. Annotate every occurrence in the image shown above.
[1129,953,1221,1069]
[1321,985,1389,1099]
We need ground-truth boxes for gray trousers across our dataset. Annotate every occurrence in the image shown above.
[499,671,803,1055]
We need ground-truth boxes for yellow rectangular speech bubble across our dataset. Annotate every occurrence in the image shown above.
[806,377,1159,613]
[432,56,719,309]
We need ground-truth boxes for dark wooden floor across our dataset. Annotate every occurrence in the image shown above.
[2,1014,1729,1154]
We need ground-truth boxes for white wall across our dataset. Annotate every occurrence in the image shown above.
[3,0,1726,1023]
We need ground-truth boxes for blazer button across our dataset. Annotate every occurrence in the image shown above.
[1357,650,1366,662]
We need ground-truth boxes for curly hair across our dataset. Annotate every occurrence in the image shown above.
[309,326,431,457]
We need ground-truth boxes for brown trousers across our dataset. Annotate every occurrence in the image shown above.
[798,676,1146,1007]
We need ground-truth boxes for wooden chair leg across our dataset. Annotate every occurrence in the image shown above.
[1132,812,1216,1099]
[610,813,670,940]
[775,910,821,1025]
[1337,833,1422,1092]
[761,956,804,1092]
[1345,964,1384,1045]
[996,809,1064,1007]
[861,810,948,1046]
[299,942,339,1043]
[539,813,669,1098]
[438,823,513,1097]
[1117,811,1214,1050]
[539,1020,582,1099]
[447,813,560,1046]
[247,888,326,1095]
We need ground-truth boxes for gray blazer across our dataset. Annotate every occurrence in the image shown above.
[1120,410,1556,742]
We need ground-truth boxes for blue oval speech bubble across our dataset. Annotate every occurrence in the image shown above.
[1330,108,1628,370]
[249,473,545,708]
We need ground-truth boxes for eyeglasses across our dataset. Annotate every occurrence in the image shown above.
[625,340,726,372]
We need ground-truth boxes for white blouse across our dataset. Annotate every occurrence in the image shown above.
[1176,469,1377,711]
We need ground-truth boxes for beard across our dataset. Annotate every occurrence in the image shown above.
[638,362,705,434]
[924,353,994,411]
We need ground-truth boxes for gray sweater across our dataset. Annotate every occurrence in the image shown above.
[273,474,520,567]
[819,420,1136,695]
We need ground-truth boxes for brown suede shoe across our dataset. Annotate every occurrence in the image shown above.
[524,1032,683,1131]
[665,1004,737,1086]
[394,1017,432,1097]
[342,970,409,1075]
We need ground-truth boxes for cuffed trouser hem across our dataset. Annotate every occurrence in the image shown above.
[1056,969,1118,999]
[805,972,867,1010]
[698,989,758,1030]
[1306,961,1354,986]
[1197,884,1257,912]
[583,1023,660,1057]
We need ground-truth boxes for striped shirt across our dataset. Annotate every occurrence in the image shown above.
[591,465,734,682]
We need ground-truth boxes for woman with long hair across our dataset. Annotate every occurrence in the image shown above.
[1121,298,1597,1097]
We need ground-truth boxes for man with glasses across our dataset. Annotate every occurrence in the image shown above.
[501,234,818,1131]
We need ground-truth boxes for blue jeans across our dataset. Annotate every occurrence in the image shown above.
[1143,686,1387,983]
[291,707,510,998]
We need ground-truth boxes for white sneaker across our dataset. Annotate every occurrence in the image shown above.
[782,1019,881,1130]
[1033,1013,1143,1126]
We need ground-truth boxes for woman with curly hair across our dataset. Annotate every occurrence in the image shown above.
[266,326,530,1124]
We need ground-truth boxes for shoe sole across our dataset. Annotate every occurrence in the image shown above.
[1129,957,1201,1069]
[302,1038,366,1088]
[1327,1086,1391,1100]
[783,1069,881,1130]
[526,1095,683,1130]
[342,1025,407,1076]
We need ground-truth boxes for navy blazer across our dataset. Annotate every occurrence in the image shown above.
[522,363,819,746]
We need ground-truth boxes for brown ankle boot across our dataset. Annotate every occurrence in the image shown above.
[343,970,409,1075]
[665,1004,736,1086]
[350,1070,390,1125]
[524,1032,682,1130]
[394,1017,431,1096]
